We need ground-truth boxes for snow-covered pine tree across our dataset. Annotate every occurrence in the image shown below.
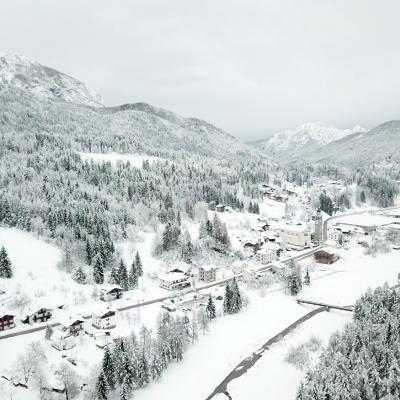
[180,230,194,264]
[151,352,162,380]
[109,264,119,285]
[223,281,232,314]
[206,296,216,320]
[0,246,13,278]
[72,265,87,284]
[93,255,104,284]
[45,325,53,340]
[304,268,311,286]
[119,377,131,400]
[95,371,109,400]
[135,251,143,277]
[137,350,150,388]
[128,260,138,289]
[118,260,129,291]
[230,278,242,314]
[102,346,116,391]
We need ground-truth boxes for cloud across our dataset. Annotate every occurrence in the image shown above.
[1,0,400,140]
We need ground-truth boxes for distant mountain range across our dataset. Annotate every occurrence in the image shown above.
[249,122,366,161]
[0,53,103,107]
[0,53,262,162]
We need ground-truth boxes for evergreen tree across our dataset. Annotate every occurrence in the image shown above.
[206,296,216,320]
[109,264,119,285]
[0,246,12,278]
[288,268,303,296]
[86,239,93,265]
[95,371,109,400]
[180,231,194,264]
[230,278,242,314]
[118,260,129,291]
[135,251,143,277]
[128,260,139,289]
[93,255,104,284]
[119,379,131,400]
[151,352,162,380]
[72,265,87,284]
[360,190,366,203]
[137,350,150,388]
[304,269,311,286]
[45,325,53,340]
[223,281,232,314]
[102,346,116,391]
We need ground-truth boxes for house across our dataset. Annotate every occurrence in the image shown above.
[198,265,217,282]
[215,204,226,213]
[100,285,123,302]
[59,316,85,336]
[243,240,260,255]
[232,261,246,275]
[92,308,116,330]
[277,223,311,247]
[257,248,274,264]
[23,307,52,324]
[314,248,339,264]
[159,272,191,291]
[0,311,15,331]
[168,261,192,276]
[270,261,286,274]
[50,329,76,351]
[242,266,259,282]
[93,331,113,348]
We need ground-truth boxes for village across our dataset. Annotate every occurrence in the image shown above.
[0,178,399,398]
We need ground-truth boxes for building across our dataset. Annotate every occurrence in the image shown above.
[59,316,85,336]
[257,248,274,265]
[215,204,226,213]
[232,261,246,275]
[314,248,339,264]
[270,261,286,274]
[159,272,191,291]
[50,329,76,351]
[198,265,217,282]
[312,209,323,243]
[242,266,260,282]
[0,311,15,331]
[93,331,113,348]
[100,285,123,302]
[277,223,311,247]
[243,240,260,255]
[23,307,52,324]
[92,308,116,330]
[168,261,192,275]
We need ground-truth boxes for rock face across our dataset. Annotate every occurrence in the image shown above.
[0,53,103,107]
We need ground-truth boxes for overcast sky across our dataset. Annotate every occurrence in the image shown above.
[1,0,400,140]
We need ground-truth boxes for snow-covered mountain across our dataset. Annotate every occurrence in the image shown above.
[251,122,366,160]
[0,53,103,107]
[301,120,400,166]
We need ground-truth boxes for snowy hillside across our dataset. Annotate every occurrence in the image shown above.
[251,122,365,161]
[300,120,400,166]
[0,53,103,107]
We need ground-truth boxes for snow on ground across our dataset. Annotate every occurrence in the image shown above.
[335,213,394,227]
[228,311,351,400]
[78,152,161,168]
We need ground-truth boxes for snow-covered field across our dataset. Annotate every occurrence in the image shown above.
[78,152,161,168]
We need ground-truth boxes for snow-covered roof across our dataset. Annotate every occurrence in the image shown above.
[26,305,52,316]
[0,308,14,317]
[316,247,338,256]
[51,328,71,341]
[159,272,189,282]
[58,315,85,328]
[199,264,216,272]
[92,307,116,318]
[168,261,192,274]
[100,284,122,293]
[276,222,310,234]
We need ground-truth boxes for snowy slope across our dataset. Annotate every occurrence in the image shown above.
[251,122,365,161]
[300,120,400,166]
[0,53,103,107]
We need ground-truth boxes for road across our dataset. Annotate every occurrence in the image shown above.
[1,206,397,341]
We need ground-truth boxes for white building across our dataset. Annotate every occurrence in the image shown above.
[50,329,76,351]
[100,285,123,302]
[242,266,260,282]
[159,272,191,291]
[92,308,117,330]
[59,316,85,336]
[270,261,286,274]
[257,248,274,264]
[277,223,311,247]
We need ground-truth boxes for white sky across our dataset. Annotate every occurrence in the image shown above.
[1,0,400,140]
